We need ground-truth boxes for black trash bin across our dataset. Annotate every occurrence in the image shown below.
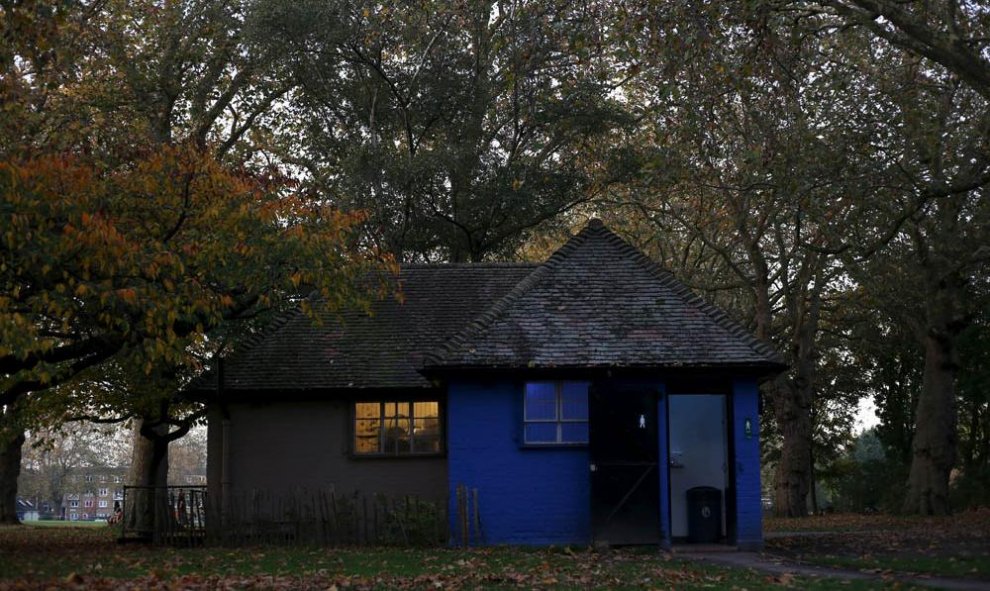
[686,486,722,543]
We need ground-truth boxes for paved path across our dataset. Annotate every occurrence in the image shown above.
[677,551,990,591]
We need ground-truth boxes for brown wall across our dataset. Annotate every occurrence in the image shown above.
[209,399,447,502]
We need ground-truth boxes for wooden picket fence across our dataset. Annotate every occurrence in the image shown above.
[217,489,448,547]
[121,486,458,547]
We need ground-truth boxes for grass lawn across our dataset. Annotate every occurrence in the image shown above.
[764,508,990,581]
[24,520,108,528]
[0,525,917,590]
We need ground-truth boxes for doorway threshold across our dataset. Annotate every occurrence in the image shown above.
[670,543,738,553]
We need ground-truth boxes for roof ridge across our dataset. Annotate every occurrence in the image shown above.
[593,227,785,364]
[402,262,539,269]
[424,222,605,366]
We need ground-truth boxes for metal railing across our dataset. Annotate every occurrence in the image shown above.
[120,485,208,546]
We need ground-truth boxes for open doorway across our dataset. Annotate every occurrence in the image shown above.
[668,394,728,542]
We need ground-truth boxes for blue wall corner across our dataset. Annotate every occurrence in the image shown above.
[445,375,758,549]
[656,383,671,547]
[447,379,591,546]
[731,377,762,547]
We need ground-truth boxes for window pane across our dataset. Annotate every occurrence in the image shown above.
[561,422,589,443]
[561,382,589,421]
[414,401,439,419]
[354,419,380,453]
[413,417,441,453]
[384,417,411,453]
[525,383,557,420]
[355,402,380,420]
[524,422,558,443]
[355,400,441,456]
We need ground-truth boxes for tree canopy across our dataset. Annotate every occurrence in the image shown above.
[2,0,988,521]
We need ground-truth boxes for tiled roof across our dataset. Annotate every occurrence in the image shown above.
[200,220,784,393]
[204,264,536,391]
[423,220,785,370]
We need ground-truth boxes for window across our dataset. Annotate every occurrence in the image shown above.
[354,401,441,456]
[69,500,79,508]
[84,475,93,482]
[523,382,589,445]
[113,490,123,500]
[113,475,122,483]
[70,513,78,521]
[98,488,109,496]
[84,499,94,508]
[98,500,108,508]
[100,474,108,482]
[80,513,88,520]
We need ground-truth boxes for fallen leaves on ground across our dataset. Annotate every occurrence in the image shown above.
[0,527,747,590]
[764,508,990,581]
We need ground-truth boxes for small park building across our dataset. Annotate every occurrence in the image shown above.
[197,220,784,549]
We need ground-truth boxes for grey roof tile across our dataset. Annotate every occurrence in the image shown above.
[201,221,784,393]
[423,220,785,370]
[209,264,535,391]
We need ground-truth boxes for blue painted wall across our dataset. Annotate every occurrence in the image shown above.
[731,377,763,550]
[447,379,591,545]
[446,375,763,548]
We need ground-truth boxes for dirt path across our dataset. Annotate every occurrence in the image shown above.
[679,551,990,591]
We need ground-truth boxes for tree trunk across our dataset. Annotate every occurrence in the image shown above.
[125,418,170,537]
[771,378,813,517]
[0,423,25,525]
[809,452,818,515]
[903,331,958,515]
[770,256,822,518]
[752,260,814,518]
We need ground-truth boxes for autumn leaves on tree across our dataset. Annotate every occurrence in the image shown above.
[0,0,392,523]
[2,0,989,524]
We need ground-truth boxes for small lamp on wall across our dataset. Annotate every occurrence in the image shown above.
[744,418,753,439]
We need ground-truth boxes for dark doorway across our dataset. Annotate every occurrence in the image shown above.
[589,384,660,545]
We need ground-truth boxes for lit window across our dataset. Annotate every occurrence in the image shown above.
[523,382,589,445]
[354,401,441,456]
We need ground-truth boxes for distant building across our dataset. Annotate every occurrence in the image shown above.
[182,474,207,485]
[60,467,126,521]
[16,498,39,521]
